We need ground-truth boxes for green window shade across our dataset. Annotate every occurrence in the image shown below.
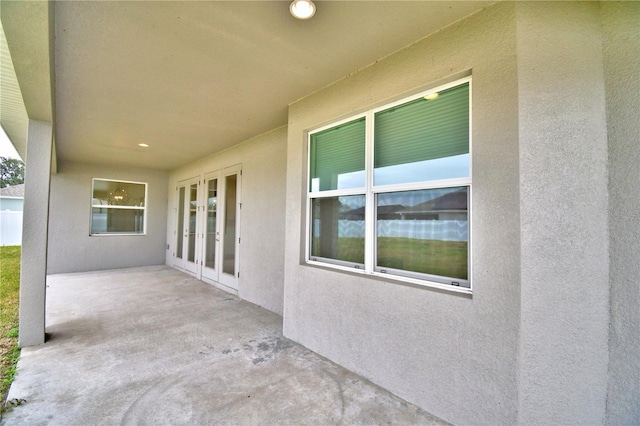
[310,118,365,192]
[374,83,469,183]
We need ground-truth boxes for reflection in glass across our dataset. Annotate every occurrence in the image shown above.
[223,174,237,275]
[91,208,144,234]
[311,195,365,265]
[376,187,468,280]
[176,187,184,258]
[91,179,146,235]
[205,179,217,269]
[187,184,197,262]
[374,154,469,186]
[92,180,146,207]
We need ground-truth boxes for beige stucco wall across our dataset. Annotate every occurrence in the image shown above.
[167,127,287,316]
[603,2,640,424]
[284,4,520,424]
[47,160,169,274]
[515,2,610,424]
[283,2,636,424]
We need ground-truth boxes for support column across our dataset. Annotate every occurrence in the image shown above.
[516,3,609,424]
[18,120,53,347]
[602,3,640,424]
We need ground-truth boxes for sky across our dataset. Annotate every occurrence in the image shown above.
[0,126,22,160]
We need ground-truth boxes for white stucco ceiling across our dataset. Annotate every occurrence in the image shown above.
[5,1,493,171]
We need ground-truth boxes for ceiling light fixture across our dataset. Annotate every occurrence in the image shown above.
[108,187,129,205]
[290,0,316,20]
[138,143,149,148]
[424,93,439,101]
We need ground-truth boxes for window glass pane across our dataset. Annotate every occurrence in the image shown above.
[376,187,468,281]
[374,82,469,185]
[92,180,145,207]
[205,179,217,269]
[311,195,365,265]
[176,187,185,258]
[187,184,197,262]
[310,118,365,192]
[223,174,237,275]
[91,208,144,234]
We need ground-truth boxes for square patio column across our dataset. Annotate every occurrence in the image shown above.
[19,120,53,347]
[516,3,610,424]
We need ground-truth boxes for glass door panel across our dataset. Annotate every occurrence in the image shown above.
[187,183,198,263]
[201,174,219,283]
[223,174,237,276]
[174,177,200,276]
[176,187,185,259]
[205,179,217,269]
[218,165,241,290]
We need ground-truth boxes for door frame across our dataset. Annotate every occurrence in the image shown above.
[173,176,201,278]
[171,165,242,294]
[216,164,242,291]
[200,170,220,284]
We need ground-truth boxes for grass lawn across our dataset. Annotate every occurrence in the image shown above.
[314,237,468,280]
[377,237,468,280]
[0,246,21,406]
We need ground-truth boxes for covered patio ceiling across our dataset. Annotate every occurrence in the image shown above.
[2,1,492,171]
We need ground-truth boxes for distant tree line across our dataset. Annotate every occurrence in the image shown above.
[0,157,25,188]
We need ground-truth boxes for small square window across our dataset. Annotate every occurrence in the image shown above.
[91,179,147,235]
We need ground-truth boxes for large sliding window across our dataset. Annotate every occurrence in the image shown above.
[91,179,147,235]
[307,77,471,290]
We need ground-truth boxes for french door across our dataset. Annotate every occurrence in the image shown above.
[174,166,241,292]
[201,165,241,290]
[175,177,200,275]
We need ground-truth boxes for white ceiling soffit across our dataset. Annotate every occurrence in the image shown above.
[1,0,55,162]
[54,1,492,171]
[0,20,28,160]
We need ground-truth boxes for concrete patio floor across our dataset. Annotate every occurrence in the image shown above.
[3,266,447,425]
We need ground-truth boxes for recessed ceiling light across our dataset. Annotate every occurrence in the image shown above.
[290,0,316,20]
[424,93,439,101]
[138,143,149,148]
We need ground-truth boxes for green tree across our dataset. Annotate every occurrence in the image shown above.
[0,157,25,188]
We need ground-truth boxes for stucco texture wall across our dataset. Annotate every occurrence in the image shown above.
[515,3,611,424]
[603,2,640,424]
[167,127,287,316]
[47,161,169,274]
[284,4,520,425]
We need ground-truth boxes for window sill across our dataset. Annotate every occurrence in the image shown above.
[305,259,472,295]
[89,233,147,237]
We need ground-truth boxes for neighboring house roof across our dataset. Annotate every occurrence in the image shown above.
[340,192,468,220]
[0,183,25,198]
[341,204,405,220]
[400,189,467,214]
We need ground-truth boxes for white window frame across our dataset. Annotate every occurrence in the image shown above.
[306,77,472,293]
[90,178,148,236]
